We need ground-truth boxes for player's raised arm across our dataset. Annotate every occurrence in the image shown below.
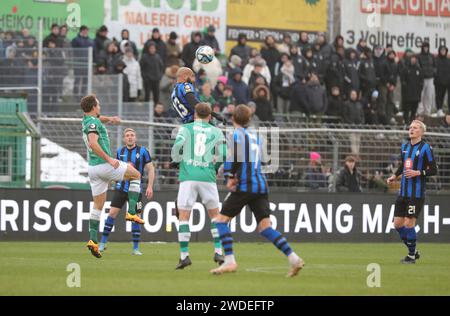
[99,115,121,125]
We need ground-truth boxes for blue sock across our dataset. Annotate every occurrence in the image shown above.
[396,226,408,247]
[260,227,293,256]
[405,227,417,257]
[132,222,141,250]
[101,216,115,244]
[216,222,233,256]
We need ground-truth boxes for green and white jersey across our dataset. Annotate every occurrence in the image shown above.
[173,121,226,183]
[82,115,112,166]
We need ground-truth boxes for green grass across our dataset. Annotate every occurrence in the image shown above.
[0,242,449,296]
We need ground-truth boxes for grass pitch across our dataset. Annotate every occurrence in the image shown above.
[0,242,449,296]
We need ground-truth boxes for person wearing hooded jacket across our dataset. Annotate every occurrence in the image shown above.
[201,25,220,54]
[297,45,320,83]
[359,47,377,100]
[181,31,202,69]
[417,42,436,116]
[144,28,167,64]
[252,85,274,121]
[343,48,360,98]
[229,68,251,105]
[400,54,424,124]
[434,45,450,117]
[140,41,164,104]
[230,33,252,67]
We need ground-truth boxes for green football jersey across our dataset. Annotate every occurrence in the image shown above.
[173,121,226,183]
[82,115,112,166]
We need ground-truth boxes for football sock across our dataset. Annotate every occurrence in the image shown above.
[210,221,223,255]
[260,227,294,257]
[100,216,115,245]
[127,180,141,215]
[396,226,408,248]
[132,221,141,250]
[89,208,102,243]
[178,221,191,260]
[216,222,235,263]
[405,227,417,257]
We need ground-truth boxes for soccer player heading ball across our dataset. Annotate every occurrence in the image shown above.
[171,67,225,124]
[387,120,437,264]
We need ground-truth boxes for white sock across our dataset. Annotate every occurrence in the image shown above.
[178,221,190,260]
[288,252,300,265]
[225,255,236,265]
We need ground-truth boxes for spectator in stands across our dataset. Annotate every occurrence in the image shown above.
[222,103,236,121]
[373,45,388,118]
[261,35,281,107]
[333,35,345,52]
[43,23,60,48]
[195,68,208,90]
[154,103,169,120]
[230,33,252,67]
[400,54,423,124]
[252,85,274,121]
[343,90,365,124]
[122,48,142,102]
[248,101,262,127]
[193,53,223,87]
[217,86,236,111]
[289,45,302,79]
[277,33,292,55]
[229,69,250,104]
[398,49,413,119]
[359,47,377,101]
[247,61,270,92]
[326,86,344,118]
[43,38,64,103]
[201,25,220,54]
[166,31,181,67]
[71,25,94,95]
[316,32,333,69]
[120,29,139,60]
[363,90,380,125]
[335,156,362,193]
[213,77,226,99]
[443,114,450,127]
[298,46,319,83]
[326,45,346,95]
[182,31,202,69]
[1,46,22,86]
[144,28,167,64]
[225,55,242,80]
[274,54,296,113]
[305,152,327,190]
[298,31,310,54]
[243,54,271,86]
[0,30,5,58]
[113,59,130,102]
[344,48,360,98]
[96,41,120,74]
[290,79,307,116]
[160,65,179,109]
[381,50,398,124]
[94,25,109,62]
[199,82,217,106]
[58,25,71,49]
[418,42,436,116]
[312,39,326,83]
[140,41,164,104]
[356,38,368,57]
[303,74,327,116]
[434,45,450,118]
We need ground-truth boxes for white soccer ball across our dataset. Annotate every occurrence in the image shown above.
[195,46,215,64]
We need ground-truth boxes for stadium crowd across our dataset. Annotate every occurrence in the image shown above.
[1,24,450,126]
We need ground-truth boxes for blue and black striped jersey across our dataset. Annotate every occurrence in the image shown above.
[116,145,152,193]
[171,82,200,124]
[396,140,437,199]
[223,127,268,194]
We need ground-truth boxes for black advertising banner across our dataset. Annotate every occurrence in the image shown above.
[1,188,449,242]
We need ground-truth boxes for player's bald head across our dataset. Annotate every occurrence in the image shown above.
[177,67,195,83]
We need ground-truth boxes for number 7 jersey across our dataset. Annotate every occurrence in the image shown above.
[172,121,226,183]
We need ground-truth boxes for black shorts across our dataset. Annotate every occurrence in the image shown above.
[394,196,424,219]
[110,190,143,213]
[221,192,271,224]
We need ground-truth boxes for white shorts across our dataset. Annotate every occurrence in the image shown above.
[177,181,220,211]
[88,161,128,197]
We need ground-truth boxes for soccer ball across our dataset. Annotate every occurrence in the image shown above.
[195,46,214,64]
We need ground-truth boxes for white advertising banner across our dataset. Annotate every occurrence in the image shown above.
[341,0,450,53]
[104,0,227,50]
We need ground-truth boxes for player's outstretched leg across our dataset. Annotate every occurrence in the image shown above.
[132,221,143,255]
[210,221,238,275]
[211,221,224,265]
[176,220,192,269]
[99,215,115,252]
[259,220,304,278]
